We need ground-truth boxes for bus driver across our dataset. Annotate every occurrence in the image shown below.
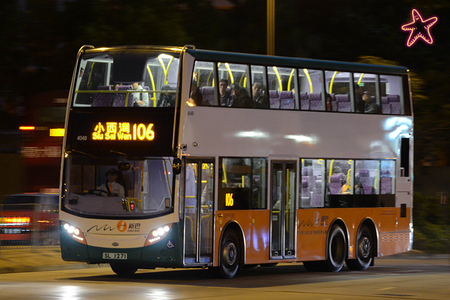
[97,169,125,197]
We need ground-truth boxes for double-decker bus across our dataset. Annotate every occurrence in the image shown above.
[59,45,413,278]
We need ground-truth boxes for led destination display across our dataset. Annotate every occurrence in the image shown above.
[67,109,175,156]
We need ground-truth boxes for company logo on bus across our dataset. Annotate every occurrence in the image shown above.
[117,221,127,232]
[92,122,155,141]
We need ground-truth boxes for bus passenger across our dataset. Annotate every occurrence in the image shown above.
[157,85,175,107]
[362,91,379,114]
[97,169,125,197]
[355,85,365,113]
[219,79,233,107]
[230,83,251,108]
[326,93,333,111]
[131,82,149,107]
[252,82,269,108]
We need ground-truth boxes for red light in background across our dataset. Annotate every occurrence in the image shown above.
[19,126,36,131]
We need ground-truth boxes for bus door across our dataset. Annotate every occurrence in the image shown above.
[270,161,297,259]
[183,159,214,264]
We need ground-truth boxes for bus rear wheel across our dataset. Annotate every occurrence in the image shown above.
[347,225,373,271]
[110,263,138,276]
[326,225,346,272]
[218,229,241,279]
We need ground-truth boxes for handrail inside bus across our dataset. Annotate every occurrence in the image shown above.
[272,66,283,91]
[146,65,157,106]
[329,71,338,94]
[87,62,95,87]
[225,63,234,83]
[303,68,313,93]
[328,159,334,183]
[158,54,174,85]
[206,70,214,87]
[217,62,234,84]
[374,168,378,190]
[357,73,365,86]
[287,69,295,92]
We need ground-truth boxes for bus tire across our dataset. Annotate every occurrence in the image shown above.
[347,225,373,271]
[326,225,346,272]
[110,263,138,276]
[219,229,241,279]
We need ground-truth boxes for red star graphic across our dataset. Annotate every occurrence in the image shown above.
[401,9,438,47]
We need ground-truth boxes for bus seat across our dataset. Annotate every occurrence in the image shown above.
[329,174,343,194]
[269,90,278,99]
[112,85,135,107]
[302,167,313,176]
[200,86,215,105]
[280,91,294,109]
[301,179,310,197]
[360,178,375,194]
[380,177,393,194]
[359,169,370,177]
[92,86,113,107]
[300,92,310,110]
[388,95,401,114]
[270,97,280,109]
[309,93,321,101]
[381,96,391,114]
[309,93,323,111]
[358,170,374,194]
[269,90,280,109]
[309,100,323,111]
[301,180,311,207]
[335,94,351,112]
[113,93,134,107]
[311,180,322,207]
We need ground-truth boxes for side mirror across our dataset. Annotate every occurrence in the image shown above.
[172,158,182,175]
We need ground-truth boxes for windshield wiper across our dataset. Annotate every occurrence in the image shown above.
[70,149,98,159]
[110,150,128,156]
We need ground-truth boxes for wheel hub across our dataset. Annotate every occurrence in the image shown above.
[225,243,237,265]
[359,236,371,258]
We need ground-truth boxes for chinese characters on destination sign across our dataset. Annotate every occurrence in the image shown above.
[91,122,155,141]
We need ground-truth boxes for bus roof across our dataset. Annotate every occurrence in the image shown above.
[80,45,408,75]
[79,45,407,75]
[186,48,409,75]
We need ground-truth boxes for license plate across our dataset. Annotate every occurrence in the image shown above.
[102,252,127,260]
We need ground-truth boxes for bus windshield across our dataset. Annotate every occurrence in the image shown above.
[73,49,180,108]
[62,156,174,218]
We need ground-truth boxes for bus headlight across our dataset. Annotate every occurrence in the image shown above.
[144,224,172,246]
[61,221,87,245]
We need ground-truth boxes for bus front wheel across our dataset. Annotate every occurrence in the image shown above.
[219,229,241,279]
[347,225,373,271]
[326,225,346,272]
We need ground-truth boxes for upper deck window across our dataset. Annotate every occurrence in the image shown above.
[73,51,179,108]
[188,59,409,116]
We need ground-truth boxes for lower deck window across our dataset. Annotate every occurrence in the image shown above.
[300,158,396,208]
[218,157,267,210]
